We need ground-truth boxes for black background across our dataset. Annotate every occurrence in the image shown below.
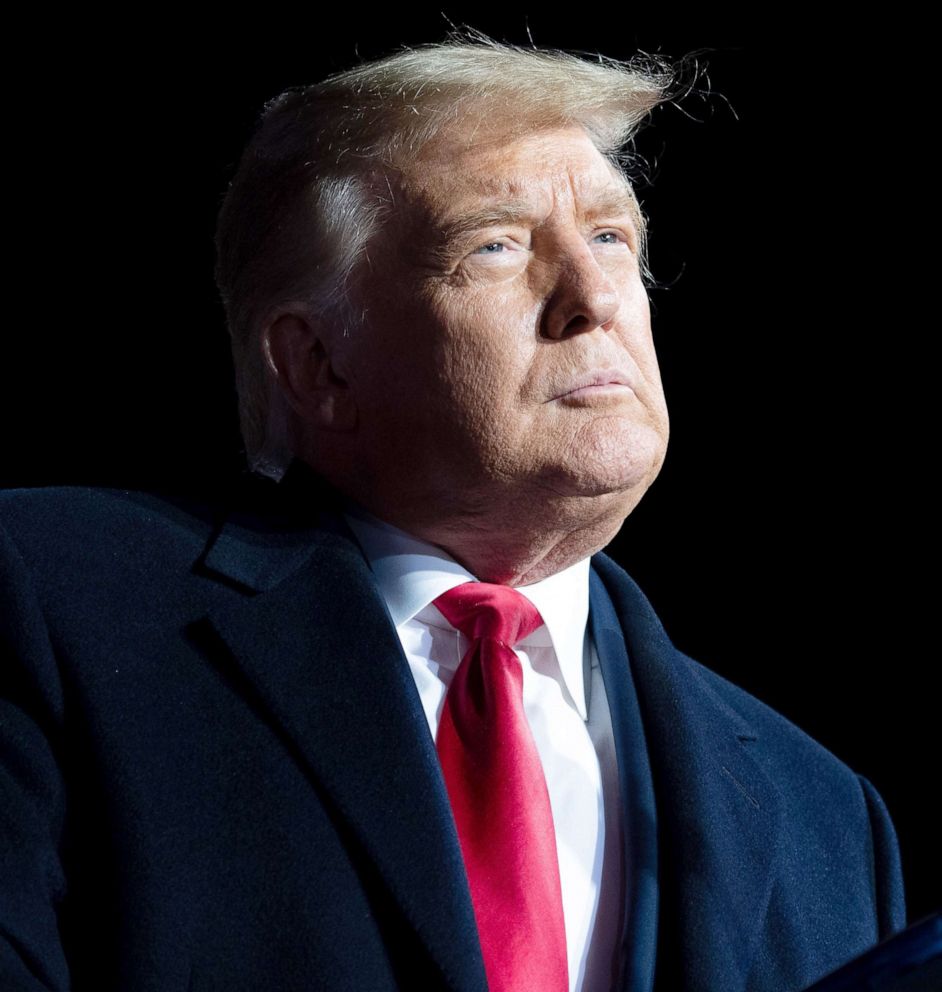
[4,13,937,923]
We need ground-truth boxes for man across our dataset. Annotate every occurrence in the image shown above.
[0,38,905,992]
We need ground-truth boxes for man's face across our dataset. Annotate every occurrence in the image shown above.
[338,124,669,515]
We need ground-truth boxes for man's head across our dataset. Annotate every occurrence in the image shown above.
[215,35,674,580]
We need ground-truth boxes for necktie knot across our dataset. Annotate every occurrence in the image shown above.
[433,581,544,646]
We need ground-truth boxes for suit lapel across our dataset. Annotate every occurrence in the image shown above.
[590,570,659,992]
[193,467,486,992]
[591,553,783,992]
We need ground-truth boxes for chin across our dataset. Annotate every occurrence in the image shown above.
[537,456,664,503]
[545,421,668,499]
[552,469,655,501]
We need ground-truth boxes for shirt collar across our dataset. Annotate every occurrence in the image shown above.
[343,505,590,719]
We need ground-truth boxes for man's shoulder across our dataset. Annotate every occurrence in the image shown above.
[684,648,858,784]
[0,482,220,530]
[591,550,867,790]
[0,468,355,615]
[0,484,221,574]
[0,464,337,559]
[0,486,237,644]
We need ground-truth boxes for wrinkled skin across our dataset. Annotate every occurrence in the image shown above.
[272,124,670,584]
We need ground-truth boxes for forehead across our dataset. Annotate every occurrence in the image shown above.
[392,124,638,225]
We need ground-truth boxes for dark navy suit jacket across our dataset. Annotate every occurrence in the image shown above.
[0,463,906,991]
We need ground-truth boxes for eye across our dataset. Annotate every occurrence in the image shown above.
[466,238,529,264]
[592,228,641,256]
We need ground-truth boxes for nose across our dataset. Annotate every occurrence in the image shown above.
[540,239,622,340]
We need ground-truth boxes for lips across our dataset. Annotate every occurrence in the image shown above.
[552,369,636,401]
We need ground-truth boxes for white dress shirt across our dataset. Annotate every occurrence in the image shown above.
[343,507,624,992]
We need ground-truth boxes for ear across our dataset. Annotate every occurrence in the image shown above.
[261,309,357,432]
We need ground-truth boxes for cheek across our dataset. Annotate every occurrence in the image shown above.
[430,294,537,427]
[613,298,666,396]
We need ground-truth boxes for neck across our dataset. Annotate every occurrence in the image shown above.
[356,488,635,586]
[431,517,622,586]
[292,449,646,585]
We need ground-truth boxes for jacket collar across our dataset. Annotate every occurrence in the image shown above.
[196,459,350,593]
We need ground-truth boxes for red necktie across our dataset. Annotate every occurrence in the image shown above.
[433,582,569,992]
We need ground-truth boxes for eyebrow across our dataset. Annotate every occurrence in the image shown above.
[434,186,644,246]
[435,201,543,244]
[586,188,644,227]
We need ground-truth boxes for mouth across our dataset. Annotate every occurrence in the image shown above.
[551,370,636,403]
